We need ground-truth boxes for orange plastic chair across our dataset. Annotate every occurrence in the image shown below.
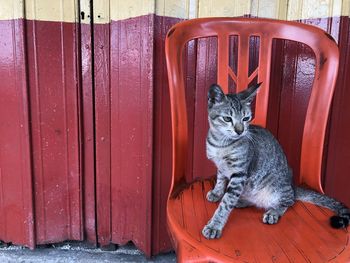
[165,18,349,262]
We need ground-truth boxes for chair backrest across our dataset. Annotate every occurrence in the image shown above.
[165,17,339,196]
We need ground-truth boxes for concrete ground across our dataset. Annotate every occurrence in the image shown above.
[0,242,176,263]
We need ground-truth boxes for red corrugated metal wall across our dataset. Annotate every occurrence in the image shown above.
[0,10,84,248]
[0,18,35,248]
[1,3,350,258]
[152,16,182,253]
[325,16,350,208]
[94,15,154,254]
[26,19,83,244]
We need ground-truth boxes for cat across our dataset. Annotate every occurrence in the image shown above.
[202,83,350,240]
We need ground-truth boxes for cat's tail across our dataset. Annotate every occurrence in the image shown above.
[294,187,350,229]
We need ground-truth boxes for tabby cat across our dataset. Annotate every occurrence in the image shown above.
[202,83,350,239]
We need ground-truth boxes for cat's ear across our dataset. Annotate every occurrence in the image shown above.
[238,82,262,105]
[208,84,225,108]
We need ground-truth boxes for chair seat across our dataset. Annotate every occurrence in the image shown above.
[167,179,350,262]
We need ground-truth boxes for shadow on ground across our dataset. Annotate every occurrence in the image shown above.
[0,242,176,263]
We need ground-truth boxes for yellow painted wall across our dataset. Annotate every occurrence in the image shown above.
[0,0,349,22]
[0,0,24,20]
[0,0,79,22]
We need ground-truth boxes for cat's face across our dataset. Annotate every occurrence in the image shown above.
[207,83,261,139]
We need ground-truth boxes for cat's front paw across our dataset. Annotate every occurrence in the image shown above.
[202,223,223,239]
[206,190,222,202]
[262,210,280,224]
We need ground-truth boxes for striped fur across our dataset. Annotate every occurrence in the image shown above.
[202,83,349,240]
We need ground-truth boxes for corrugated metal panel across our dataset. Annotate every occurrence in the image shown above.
[325,17,350,207]
[275,17,341,183]
[0,17,35,248]
[25,18,83,244]
[110,15,154,253]
[275,41,314,183]
[0,0,83,248]
[152,16,183,254]
[94,13,154,255]
[191,37,218,180]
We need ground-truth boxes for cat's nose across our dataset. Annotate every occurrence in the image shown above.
[234,123,244,135]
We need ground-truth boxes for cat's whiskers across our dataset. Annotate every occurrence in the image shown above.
[245,131,257,146]
[220,134,232,147]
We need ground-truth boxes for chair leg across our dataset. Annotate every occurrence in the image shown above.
[177,240,208,263]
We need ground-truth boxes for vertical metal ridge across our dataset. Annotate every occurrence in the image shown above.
[283,40,298,159]
[31,16,47,241]
[0,168,6,241]
[12,16,35,247]
[18,10,36,248]
[107,18,112,243]
[145,14,155,254]
[107,8,112,243]
[139,15,154,254]
[7,16,25,243]
[288,42,299,154]
[11,15,25,241]
[73,2,84,240]
[151,14,164,254]
[57,1,83,241]
[59,13,72,239]
[114,5,122,241]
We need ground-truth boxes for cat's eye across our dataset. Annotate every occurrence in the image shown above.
[242,116,250,122]
[222,116,232,122]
